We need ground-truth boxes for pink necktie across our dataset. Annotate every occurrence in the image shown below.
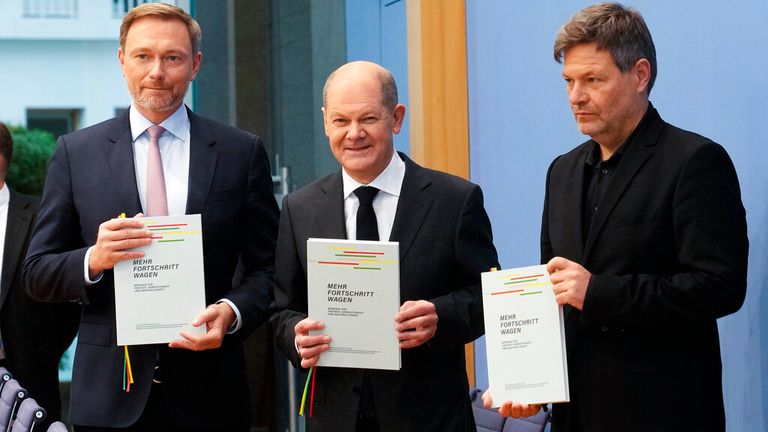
[146,125,168,216]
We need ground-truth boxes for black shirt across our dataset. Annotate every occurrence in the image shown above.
[581,107,653,240]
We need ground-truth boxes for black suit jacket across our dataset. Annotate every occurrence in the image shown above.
[22,109,279,429]
[1,188,79,426]
[270,153,499,432]
[541,106,748,432]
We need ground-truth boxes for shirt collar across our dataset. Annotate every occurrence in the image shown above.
[584,103,654,168]
[0,183,8,207]
[342,151,405,199]
[129,104,189,142]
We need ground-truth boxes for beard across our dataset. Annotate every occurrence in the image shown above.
[129,82,187,113]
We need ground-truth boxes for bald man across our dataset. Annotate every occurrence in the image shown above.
[270,61,499,432]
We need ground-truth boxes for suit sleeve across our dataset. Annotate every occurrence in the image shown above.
[582,143,748,326]
[222,138,280,335]
[269,195,306,367]
[22,137,92,304]
[429,184,499,348]
[540,159,557,265]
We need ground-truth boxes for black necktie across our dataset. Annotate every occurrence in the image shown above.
[354,186,380,241]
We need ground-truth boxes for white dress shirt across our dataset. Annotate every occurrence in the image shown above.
[342,151,406,241]
[84,105,242,331]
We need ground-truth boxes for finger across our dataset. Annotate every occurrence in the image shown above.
[296,334,330,350]
[191,306,219,327]
[396,315,437,332]
[104,238,153,252]
[547,256,570,274]
[395,301,431,322]
[498,400,512,417]
[299,343,329,359]
[481,390,493,408]
[295,319,325,335]
[301,356,320,368]
[104,217,147,230]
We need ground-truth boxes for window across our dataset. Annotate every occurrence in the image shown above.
[27,108,82,139]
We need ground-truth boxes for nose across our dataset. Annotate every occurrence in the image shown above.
[346,121,366,140]
[148,58,165,79]
[569,81,588,106]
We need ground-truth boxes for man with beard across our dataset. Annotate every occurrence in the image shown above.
[22,4,279,431]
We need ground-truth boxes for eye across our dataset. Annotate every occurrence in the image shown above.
[333,118,349,126]
[137,54,149,61]
[587,77,600,84]
[362,116,378,124]
[167,55,182,62]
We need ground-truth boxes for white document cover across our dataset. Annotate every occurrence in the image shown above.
[307,238,401,370]
[114,214,206,346]
[482,265,569,405]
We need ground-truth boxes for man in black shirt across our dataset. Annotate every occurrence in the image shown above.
[486,3,748,432]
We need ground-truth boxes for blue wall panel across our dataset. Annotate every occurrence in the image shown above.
[345,0,410,155]
[466,2,768,431]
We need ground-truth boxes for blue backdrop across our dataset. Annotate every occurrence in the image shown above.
[466,2,768,431]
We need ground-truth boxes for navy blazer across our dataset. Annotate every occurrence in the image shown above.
[1,189,79,428]
[270,153,499,432]
[541,105,748,432]
[23,109,279,429]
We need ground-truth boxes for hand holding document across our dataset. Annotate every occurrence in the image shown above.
[114,214,207,346]
[307,238,401,370]
[482,265,569,406]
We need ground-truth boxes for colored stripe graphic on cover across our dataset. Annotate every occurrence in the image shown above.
[318,248,392,270]
[144,222,201,243]
[491,273,546,296]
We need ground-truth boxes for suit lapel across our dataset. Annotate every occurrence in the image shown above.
[559,148,588,259]
[390,155,434,262]
[313,173,347,239]
[581,110,663,262]
[105,111,142,215]
[0,190,33,307]
[185,111,219,214]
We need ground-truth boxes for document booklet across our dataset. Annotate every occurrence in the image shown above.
[114,214,207,346]
[482,265,569,405]
[307,238,401,370]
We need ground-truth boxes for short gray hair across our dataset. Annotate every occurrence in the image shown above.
[554,3,657,95]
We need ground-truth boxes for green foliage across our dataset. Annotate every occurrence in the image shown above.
[6,125,57,196]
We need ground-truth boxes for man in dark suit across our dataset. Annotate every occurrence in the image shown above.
[0,122,79,428]
[270,61,498,432]
[486,3,748,431]
[22,4,278,431]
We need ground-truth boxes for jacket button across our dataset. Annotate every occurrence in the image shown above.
[600,326,609,332]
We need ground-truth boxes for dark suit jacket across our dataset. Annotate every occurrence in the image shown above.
[541,105,748,432]
[22,109,279,429]
[270,153,499,432]
[1,188,79,427]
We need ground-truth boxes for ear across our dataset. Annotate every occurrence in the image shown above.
[191,51,203,80]
[391,104,406,134]
[634,58,651,95]
[321,107,331,137]
[118,48,125,69]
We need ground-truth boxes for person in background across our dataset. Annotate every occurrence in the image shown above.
[0,122,79,429]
